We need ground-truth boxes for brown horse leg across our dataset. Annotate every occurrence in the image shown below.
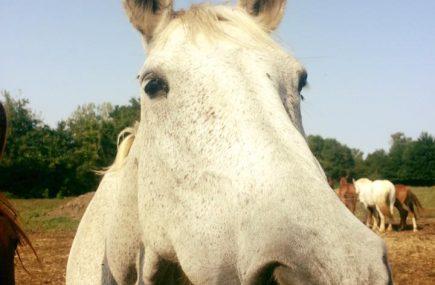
[408,202,418,232]
[394,200,406,231]
[400,210,408,231]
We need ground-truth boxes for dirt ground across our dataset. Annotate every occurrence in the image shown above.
[383,219,435,285]
[13,193,435,284]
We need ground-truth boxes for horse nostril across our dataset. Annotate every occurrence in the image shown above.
[253,262,281,285]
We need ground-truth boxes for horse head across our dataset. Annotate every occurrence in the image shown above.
[121,0,392,282]
[69,1,393,284]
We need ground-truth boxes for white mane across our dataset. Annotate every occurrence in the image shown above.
[98,122,139,174]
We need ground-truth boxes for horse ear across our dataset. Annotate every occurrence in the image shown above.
[123,0,173,43]
[239,0,287,31]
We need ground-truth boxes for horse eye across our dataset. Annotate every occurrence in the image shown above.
[144,78,169,99]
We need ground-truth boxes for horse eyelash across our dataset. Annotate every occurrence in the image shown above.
[138,71,160,84]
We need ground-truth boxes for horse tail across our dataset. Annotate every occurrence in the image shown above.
[408,191,424,218]
[96,122,139,174]
[388,183,396,217]
[380,182,396,218]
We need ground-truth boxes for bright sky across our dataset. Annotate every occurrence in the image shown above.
[1,0,434,155]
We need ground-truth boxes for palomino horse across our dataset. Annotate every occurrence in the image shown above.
[353,178,396,232]
[0,102,37,285]
[337,177,357,213]
[394,184,423,232]
[67,1,392,284]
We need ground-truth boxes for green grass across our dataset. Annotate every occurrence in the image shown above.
[408,186,435,206]
[408,186,435,218]
[9,198,79,232]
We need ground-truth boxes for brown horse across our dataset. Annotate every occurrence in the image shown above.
[394,184,424,232]
[0,102,38,284]
[337,176,357,213]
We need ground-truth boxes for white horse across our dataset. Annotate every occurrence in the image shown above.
[353,178,396,232]
[66,0,392,284]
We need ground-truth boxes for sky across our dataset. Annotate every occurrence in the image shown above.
[1,0,434,155]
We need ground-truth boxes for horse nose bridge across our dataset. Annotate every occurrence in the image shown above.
[237,228,391,284]
[235,192,392,284]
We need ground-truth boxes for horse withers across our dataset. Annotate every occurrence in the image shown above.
[67,1,393,284]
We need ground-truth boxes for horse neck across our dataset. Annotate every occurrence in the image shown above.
[339,178,347,187]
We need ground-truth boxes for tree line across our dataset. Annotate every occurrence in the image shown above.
[0,91,139,198]
[307,132,434,186]
[0,91,433,198]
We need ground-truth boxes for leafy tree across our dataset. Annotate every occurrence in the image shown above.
[0,91,55,197]
[351,148,366,178]
[58,98,140,196]
[363,149,389,180]
[402,132,435,185]
[385,132,412,182]
[307,135,355,180]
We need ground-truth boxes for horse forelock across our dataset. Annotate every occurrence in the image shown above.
[150,5,278,50]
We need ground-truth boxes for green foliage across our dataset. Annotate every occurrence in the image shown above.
[397,132,435,185]
[307,135,355,179]
[0,91,140,197]
[11,197,79,231]
[308,132,435,185]
[363,149,389,179]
